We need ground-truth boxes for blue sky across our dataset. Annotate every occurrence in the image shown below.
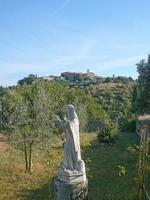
[0,0,150,86]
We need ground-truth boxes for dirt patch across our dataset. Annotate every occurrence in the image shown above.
[0,134,10,153]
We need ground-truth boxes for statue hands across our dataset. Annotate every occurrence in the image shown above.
[64,169,73,175]
[54,114,67,122]
[55,114,67,128]
[58,166,73,175]
[54,115,61,121]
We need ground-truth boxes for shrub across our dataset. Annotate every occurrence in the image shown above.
[97,119,118,143]
[123,114,137,132]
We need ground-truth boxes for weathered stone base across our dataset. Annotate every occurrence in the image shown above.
[58,171,86,184]
[54,178,88,200]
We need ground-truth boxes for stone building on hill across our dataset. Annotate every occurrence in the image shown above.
[83,69,95,79]
[42,75,65,82]
[61,69,95,81]
[61,72,79,81]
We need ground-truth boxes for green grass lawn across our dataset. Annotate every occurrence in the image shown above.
[0,132,139,200]
[83,133,139,200]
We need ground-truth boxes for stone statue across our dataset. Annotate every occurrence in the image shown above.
[56,104,86,183]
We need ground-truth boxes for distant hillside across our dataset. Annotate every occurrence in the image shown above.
[16,71,135,88]
[87,82,136,131]
[89,82,134,97]
[0,73,136,132]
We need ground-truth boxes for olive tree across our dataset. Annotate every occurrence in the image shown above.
[3,82,65,172]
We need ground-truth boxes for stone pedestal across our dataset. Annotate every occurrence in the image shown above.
[54,178,88,200]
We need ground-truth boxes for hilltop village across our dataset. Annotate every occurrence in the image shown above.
[17,69,134,88]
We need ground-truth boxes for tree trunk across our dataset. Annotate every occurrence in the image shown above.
[23,134,33,172]
[24,140,29,171]
[28,143,32,172]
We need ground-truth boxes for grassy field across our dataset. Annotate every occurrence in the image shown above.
[83,133,139,200]
[0,132,139,200]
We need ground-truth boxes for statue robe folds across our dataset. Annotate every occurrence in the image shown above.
[57,105,86,183]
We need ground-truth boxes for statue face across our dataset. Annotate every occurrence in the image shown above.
[66,104,75,120]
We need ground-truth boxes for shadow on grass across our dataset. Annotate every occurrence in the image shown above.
[82,133,139,200]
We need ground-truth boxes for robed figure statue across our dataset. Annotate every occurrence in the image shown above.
[56,104,86,183]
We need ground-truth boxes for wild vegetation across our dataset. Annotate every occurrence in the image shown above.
[0,54,150,199]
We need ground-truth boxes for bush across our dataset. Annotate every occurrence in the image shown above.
[123,114,137,132]
[97,119,118,143]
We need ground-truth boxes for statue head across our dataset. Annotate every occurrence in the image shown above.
[66,104,78,120]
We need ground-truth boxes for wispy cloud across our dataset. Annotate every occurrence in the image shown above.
[0,54,143,86]
[90,55,145,78]
[0,39,97,85]
[0,32,146,86]
[48,0,71,19]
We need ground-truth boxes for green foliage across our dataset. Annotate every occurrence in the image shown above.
[65,88,109,131]
[123,114,137,132]
[17,74,37,85]
[89,83,134,131]
[97,117,118,143]
[2,73,137,172]
[0,86,6,97]
[103,76,134,84]
[127,139,150,199]
[2,81,113,170]
[2,82,66,171]
[137,55,150,113]
[118,165,126,176]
